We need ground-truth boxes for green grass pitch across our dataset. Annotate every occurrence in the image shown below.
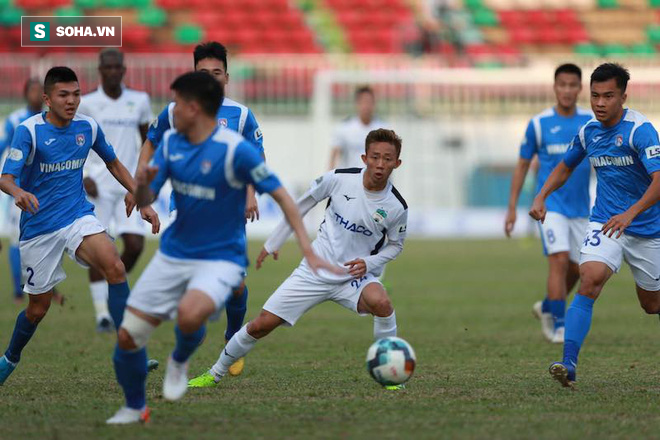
[1,238,659,439]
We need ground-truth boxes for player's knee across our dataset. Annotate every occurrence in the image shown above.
[122,235,144,259]
[640,302,660,315]
[120,310,156,350]
[578,269,607,296]
[247,312,280,339]
[104,258,126,284]
[372,296,393,317]
[177,311,204,334]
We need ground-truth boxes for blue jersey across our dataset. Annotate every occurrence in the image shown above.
[564,108,660,238]
[520,107,593,218]
[150,126,280,264]
[148,97,264,212]
[2,112,117,240]
[1,107,41,153]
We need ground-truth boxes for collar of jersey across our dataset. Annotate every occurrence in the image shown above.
[42,111,73,131]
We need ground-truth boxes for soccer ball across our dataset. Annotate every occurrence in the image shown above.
[366,337,416,386]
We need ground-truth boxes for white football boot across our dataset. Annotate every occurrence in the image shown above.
[552,326,565,344]
[106,406,150,424]
[163,356,189,401]
[532,301,555,342]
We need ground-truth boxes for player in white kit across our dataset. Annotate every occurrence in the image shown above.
[78,49,155,332]
[189,128,408,390]
[329,86,389,169]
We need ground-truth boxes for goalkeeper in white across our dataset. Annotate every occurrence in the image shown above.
[188,128,408,389]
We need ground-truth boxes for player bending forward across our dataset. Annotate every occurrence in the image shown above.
[106,72,337,424]
[189,128,408,390]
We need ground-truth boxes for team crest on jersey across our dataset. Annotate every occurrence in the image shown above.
[201,160,213,175]
[373,208,388,224]
[218,118,228,127]
[615,135,623,147]
[76,134,85,146]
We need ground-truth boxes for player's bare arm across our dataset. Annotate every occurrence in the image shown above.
[505,157,532,237]
[125,136,157,213]
[0,173,39,214]
[529,161,574,223]
[245,185,259,222]
[329,146,341,170]
[106,158,160,233]
[602,171,660,238]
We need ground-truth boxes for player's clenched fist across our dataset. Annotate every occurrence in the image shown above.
[14,189,39,214]
[529,197,547,223]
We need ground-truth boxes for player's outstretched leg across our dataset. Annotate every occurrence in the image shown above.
[357,283,404,390]
[164,290,215,400]
[0,292,52,385]
[224,284,248,376]
[189,310,284,388]
[8,245,23,304]
[549,262,610,388]
[107,308,157,425]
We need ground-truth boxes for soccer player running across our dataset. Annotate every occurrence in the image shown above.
[505,64,593,343]
[131,41,263,376]
[106,72,338,424]
[1,78,45,304]
[79,48,154,332]
[329,86,389,169]
[0,67,159,385]
[189,128,408,390]
[530,63,660,388]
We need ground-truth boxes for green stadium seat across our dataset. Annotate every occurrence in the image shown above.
[631,42,655,56]
[472,8,499,27]
[647,25,660,43]
[464,0,483,9]
[602,43,628,57]
[74,0,98,9]
[138,7,167,27]
[174,24,204,45]
[651,0,660,7]
[54,6,84,24]
[0,6,23,26]
[597,0,618,8]
[574,43,601,56]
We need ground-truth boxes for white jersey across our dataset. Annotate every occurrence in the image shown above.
[331,116,389,168]
[79,85,153,194]
[265,167,408,283]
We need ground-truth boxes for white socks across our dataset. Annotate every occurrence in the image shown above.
[373,311,397,340]
[90,280,110,321]
[210,325,257,380]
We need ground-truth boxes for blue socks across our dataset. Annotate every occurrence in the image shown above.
[563,294,595,367]
[172,324,206,363]
[548,299,566,330]
[225,286,248,341]
[113,345,147,410]
[9,245,22,298]
[541,297,550,314]
[108,281,130,328]
[4,310,38,364]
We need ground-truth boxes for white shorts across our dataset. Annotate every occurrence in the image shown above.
[539,212,588,263]
[7,199,21,245]
[127,250,246,320]
[580,221,660,291]
[90,191,145,237]
[263,264,381,326]
[19,215,106,294]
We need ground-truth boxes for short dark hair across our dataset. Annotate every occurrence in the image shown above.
[591,63,630,92]
[555,63,581,81]
[44,67,78,94]
[171,71,224,117]
[193,42,228,71]
[355,85,374,100]
[99,48,124,66]
[23,77,42,97]
[365,128,402,157]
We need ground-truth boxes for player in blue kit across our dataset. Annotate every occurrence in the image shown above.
[506,64,593,343]
[0,67,160,386]
[106,72,338,424]
[131,41,263,376]
[530,63,660,387]
[1,78,44,304]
